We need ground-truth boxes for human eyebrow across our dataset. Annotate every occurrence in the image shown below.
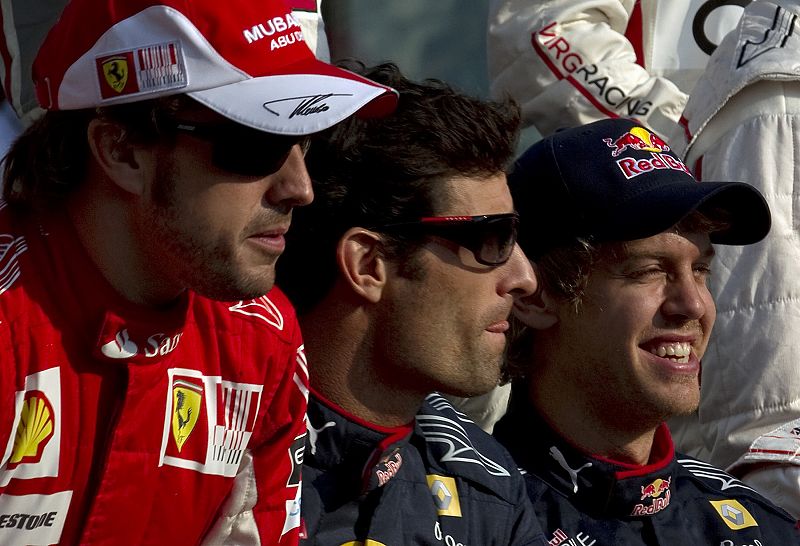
[699,245,716,260]
[618,237,717,262]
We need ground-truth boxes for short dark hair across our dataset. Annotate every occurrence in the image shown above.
[504,209,729,380]
[277,62,520,314]
[2,97,183,212]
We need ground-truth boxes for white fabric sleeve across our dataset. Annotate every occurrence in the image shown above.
[740,465,800,520]
[487,0,687,142]
[444,383,512,434]
[680,80,800,470]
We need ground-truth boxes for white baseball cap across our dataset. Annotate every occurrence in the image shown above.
[33,0,398,135]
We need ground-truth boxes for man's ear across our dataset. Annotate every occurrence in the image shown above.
[513,273,559,330]
[336,228,387,304]
[86,118,151,196]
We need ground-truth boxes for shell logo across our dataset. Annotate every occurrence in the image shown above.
[7,391,55,469]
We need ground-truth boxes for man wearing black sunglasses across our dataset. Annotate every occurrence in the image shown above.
[277,62,545,545]
[494,118,798,544]
[0,0,397,544]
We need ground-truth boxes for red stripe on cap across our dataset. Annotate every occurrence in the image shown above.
[286,0,317,11]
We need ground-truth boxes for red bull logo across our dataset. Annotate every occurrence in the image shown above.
[640,477,671,500]
[631,477,672,516]
[603,126,671,157]
[616,152,691,180]
[375,452,403,486]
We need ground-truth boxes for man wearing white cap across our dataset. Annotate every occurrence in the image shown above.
[0,0,333,124]
[0,0,396,544]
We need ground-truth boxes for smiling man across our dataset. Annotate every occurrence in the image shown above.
[495,118,799,543]
[277,63,545,545]
[0,0,396,544]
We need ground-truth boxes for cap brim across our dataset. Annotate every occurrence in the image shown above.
[189,57,398,136]
[607,181,772,246]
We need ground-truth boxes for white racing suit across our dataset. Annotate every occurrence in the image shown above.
[680,0,800,518]
[488,0,750,151]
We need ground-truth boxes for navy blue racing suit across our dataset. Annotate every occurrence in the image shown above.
[301,392,548,545]
[494,386,800,545]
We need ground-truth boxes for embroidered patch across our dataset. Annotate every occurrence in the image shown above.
[159,368,263,477]
[709,499,758,530]
[0,368,61,487]
[96,41,186,100]
[426,474,462,517]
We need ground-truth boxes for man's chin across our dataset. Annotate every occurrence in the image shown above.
[194,274,276,302]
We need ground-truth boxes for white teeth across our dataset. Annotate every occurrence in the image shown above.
[649,342,691,362]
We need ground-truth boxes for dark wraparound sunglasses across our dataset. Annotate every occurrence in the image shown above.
[161,117,310,177]
[370,212,519,266]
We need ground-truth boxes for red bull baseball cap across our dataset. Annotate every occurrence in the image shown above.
[509,118,771,258]
[32,0,398,135]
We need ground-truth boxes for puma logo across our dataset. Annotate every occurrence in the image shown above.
[308,420,335,455]
[550,446,592,494]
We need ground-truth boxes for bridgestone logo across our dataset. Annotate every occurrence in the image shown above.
[0,512,57,530]
[0,491,71,544]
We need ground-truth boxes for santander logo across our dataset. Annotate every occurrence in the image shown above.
[100,329,184,359]
[100,329,138,359]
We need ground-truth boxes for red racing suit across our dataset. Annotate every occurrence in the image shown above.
[0,203,308,545]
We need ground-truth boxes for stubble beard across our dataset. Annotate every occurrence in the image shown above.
[148,158,276,302]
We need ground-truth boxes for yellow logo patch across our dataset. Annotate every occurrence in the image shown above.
[171,380,202,452]
[709,499,758,530]
[339,541,387,546]
[426,474,462,517]
[9,392,55,467]
[102,56,129,93]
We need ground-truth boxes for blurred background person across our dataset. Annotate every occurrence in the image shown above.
[680,0,800,518]
[488,0,751,152]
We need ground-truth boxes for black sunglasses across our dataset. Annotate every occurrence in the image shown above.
[161,117,310,177]
[370,212,520,266]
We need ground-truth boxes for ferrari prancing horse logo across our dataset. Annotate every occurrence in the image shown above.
[171,380,202,452]
[102,56,129,93]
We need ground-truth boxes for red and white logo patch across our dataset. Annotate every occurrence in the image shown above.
[0,233,28,296]
[96,41,186,101]
[229,296,285,331]
[0,368,61,487]
[602,127,690,180]
[159,368,263,477]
